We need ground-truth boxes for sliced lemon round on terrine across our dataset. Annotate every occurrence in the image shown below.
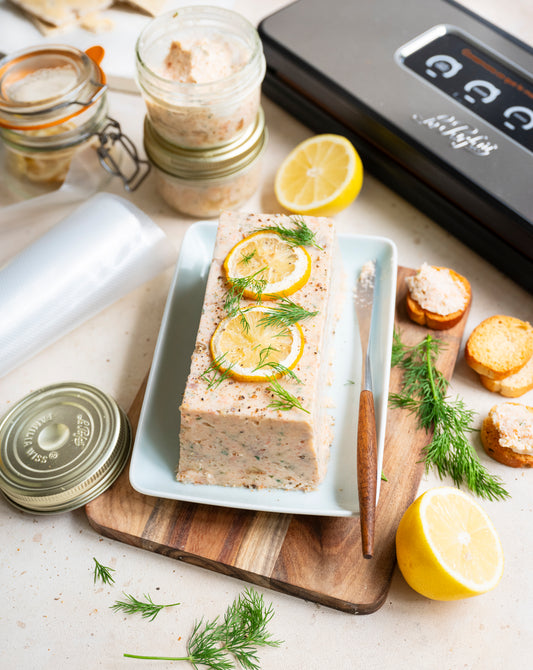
[223,230,312,300]
[210,306,305,382]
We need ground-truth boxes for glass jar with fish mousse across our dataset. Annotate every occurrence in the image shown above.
[135,5,266,149]
[144,107,267,218]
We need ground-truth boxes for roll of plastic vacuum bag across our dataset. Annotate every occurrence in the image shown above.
[0,192,176,377]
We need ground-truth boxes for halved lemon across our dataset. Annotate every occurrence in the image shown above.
[274,134,363,216]
[223,231,312,300]
[209,306,305,382]
[395,487,504,601]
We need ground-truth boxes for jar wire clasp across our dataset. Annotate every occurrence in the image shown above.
[95,118,151,192]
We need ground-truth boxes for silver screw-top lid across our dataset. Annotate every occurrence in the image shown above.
[143,107,267,180]
[0,382,131,514]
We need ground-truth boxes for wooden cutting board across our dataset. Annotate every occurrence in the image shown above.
[85,267,469,614]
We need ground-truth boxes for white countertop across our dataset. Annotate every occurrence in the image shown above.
[1,1,532,669]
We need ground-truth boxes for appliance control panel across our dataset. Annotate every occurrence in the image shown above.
[398,28,533,154]
[259,0,533,290]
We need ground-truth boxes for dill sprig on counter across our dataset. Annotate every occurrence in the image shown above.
[218,588,281,668]
[256,216,322,249]
[111,593,180,622]
[389,330,509,501]
[123,588,282,669]
[92,557,115,585]
[258,296,318,330]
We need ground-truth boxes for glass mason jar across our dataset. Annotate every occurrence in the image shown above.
[144,107,267,218]
[135,5,266,149]
[0,45,149,197]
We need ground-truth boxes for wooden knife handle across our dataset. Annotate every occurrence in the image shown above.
[357,389,378,559]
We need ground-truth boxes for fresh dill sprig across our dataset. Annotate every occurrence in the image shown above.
[92,557,115,585]
[389,330,509,501]
[268,378,309,413]
[238,309,251,334]
[111,593,180,622]
[184,618,234,670]
[252,349,303,384]
[239,249,257,265]
[123,588,282,669]
[200,354,234,390]
[224,267,268,316]
[258,296,318,330]
[256,216,322,249]
[219,588,282,669]
[256,343,279,359]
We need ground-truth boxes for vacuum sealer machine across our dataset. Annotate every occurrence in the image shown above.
[259,0,533,292]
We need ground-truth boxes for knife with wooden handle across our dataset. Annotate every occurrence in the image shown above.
[354,261,378,559]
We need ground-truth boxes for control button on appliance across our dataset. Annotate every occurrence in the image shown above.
[463,80,501,104]
[425,54,463,79]
[503,106,533,131]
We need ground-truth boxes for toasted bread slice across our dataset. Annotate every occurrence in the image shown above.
[480,354,533,397]
[465,315,533,380]
[481,402,533,468]
[405,265,471,330]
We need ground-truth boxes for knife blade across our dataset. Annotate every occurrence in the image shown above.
[354,260,378,559]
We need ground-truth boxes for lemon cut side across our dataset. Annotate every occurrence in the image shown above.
[395,487,504,601]
[210,306,305,382]
[274,134,363,216]
[223,231,312,300]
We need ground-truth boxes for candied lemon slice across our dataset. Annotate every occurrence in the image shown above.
[223,231,312,300]
[210,306,305,382]
[395,487,504,601]
[274,134,363,216]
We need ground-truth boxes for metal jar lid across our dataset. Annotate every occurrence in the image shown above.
[143,106,267,181]
[0,382,131,514]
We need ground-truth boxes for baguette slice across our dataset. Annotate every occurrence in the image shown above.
[465,315,533,380]
[406,265,471,330]
[481,402,533,468]
[480,354,533,397]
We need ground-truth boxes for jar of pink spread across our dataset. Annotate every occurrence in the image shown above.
[144,107,267,218]
[135,6,266,149]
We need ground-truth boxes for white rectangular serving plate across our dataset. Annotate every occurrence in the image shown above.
[129,221,397,516]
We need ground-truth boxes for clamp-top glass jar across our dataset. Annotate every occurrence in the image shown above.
[135,6,266,149]
[0,44,149,196]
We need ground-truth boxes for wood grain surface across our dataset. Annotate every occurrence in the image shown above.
[85,267,469,614]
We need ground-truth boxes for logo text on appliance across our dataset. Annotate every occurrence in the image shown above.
[412,113,498,156]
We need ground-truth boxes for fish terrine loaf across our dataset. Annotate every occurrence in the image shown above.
[177,211,341,490]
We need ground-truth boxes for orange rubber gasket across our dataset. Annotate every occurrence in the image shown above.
[0,46,107,131]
